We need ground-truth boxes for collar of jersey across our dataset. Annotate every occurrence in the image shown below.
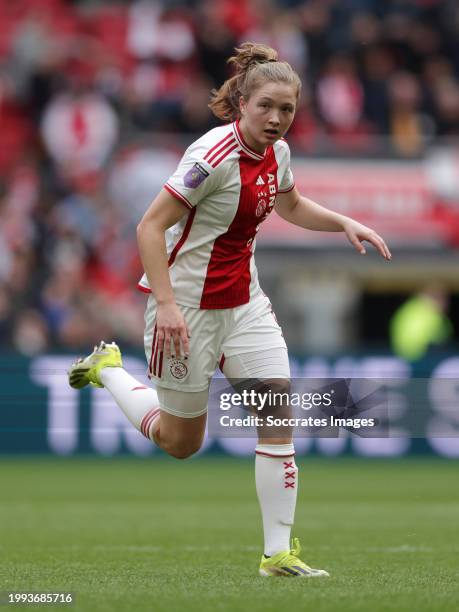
[233,120,266,161]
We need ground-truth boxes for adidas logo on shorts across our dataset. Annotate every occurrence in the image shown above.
[256,175,265,185]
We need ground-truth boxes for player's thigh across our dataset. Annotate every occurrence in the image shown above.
[221,346,291,409]
[221,347,290,381]
[157,387,209,448]
[221,296,292,442]
[221,348,292,442]
[221,293,291,381]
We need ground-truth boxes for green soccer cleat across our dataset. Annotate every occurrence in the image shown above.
[68,341,122,389]
[259,538,330,578]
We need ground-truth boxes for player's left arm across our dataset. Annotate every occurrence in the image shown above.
[275,186,392,260]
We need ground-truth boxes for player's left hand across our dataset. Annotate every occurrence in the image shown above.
[342,219,392,260]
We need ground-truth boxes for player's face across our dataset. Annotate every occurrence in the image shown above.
[239,81,297,153]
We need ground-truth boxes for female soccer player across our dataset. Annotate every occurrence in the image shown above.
[68,43,391,577]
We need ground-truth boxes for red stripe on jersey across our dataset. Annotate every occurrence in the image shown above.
[204,132,233,161]
[207,138,237,165]
[164,183,193,210]
[211,143,238,168]
[200,146,279,309]
[137,283,151,294]
[168,208,197,267]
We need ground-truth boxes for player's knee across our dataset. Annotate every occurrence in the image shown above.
[167,439,202,460]
[169,446,199,460]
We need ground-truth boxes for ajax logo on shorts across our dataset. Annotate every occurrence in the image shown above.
[169,358,189,380]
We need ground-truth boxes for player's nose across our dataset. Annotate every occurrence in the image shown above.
[268,111,280,126]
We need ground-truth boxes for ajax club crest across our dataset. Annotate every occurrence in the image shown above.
[256,173,277,219]
[256,199,267,217]
[169,358,189,380]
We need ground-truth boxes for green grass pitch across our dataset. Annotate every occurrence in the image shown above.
[0,456,458,611]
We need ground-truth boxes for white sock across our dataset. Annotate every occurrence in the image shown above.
[255,443,298,556]
[99,367,160,440]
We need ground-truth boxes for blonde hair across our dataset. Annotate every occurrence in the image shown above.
[209,42,301,122]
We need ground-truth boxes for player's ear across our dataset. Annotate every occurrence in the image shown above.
[239,96,247,115]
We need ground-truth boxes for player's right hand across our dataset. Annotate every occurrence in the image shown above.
[156,302,190,359]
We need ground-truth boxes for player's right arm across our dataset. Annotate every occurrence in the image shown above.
[137,189,190,359]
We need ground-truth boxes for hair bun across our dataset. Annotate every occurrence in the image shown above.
[229,42,278,73]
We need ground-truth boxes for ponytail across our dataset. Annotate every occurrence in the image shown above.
[209,42,301,122]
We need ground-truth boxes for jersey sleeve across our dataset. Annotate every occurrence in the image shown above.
[164,140,222,209]
[277,141,295,193]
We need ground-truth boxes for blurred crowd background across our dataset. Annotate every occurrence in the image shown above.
[1,0,459,358]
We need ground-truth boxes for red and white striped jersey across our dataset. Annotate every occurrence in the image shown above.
[137,120,295,309]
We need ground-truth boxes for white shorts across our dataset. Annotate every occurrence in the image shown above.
[143,293,290,417]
